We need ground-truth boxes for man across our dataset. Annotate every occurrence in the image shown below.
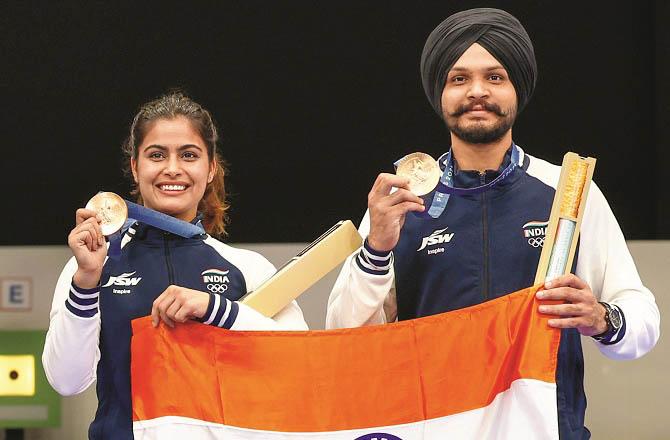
[326,8,660,439]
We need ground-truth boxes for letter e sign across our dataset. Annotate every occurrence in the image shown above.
[1,278,32,311]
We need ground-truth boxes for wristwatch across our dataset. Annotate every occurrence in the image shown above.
[592,302,622,342]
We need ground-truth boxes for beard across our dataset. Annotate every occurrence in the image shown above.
[444,99,516,144]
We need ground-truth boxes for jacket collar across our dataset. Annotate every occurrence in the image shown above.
[438,144,526,192]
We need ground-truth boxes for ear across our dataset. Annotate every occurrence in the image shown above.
[208,160,217,184]
[130,157,139,183]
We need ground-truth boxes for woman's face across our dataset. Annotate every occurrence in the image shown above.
[131,116,216,222]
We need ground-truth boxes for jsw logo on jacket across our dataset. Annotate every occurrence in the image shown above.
[102,272,142,287]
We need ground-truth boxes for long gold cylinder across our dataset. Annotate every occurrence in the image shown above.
[534,153,596,284]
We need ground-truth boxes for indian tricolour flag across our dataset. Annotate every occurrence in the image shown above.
[131,285,560,440]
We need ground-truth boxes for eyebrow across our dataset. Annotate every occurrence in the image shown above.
[449,65,505,73]
[143,144,204,152]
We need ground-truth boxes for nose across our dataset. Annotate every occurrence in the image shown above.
[163,154,182,177]
[466,78,489,100]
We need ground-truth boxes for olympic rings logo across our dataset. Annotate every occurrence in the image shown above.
[207,283,229,293]
[527,237,544,248]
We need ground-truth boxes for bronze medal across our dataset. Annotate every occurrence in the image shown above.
[85,192,128,236]
[395,152,441,196]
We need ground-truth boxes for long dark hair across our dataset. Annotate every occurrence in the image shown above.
[122,91,229,236]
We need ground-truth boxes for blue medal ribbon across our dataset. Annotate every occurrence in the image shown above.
[107,198,206,259]
[396,144,523,219]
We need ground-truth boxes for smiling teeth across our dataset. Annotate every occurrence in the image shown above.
[161,185,186,191]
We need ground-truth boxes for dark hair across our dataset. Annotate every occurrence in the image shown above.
[122,91,229,236]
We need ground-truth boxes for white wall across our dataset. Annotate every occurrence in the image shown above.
[0,242,667,439]
[582,242,669,438]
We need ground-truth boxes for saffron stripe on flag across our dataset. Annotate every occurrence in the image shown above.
[131,284,560,436]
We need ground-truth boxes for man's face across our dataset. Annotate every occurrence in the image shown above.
[441,43,517,144]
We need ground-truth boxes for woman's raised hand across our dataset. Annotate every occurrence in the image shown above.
[68,208,107,288]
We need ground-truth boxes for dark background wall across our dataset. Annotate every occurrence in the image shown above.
[4,1,668,244]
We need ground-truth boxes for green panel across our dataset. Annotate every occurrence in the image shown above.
[0,330,61,428]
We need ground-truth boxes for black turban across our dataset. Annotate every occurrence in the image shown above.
[420,8,537,117]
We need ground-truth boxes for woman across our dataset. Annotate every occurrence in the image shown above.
[42,92,308,439]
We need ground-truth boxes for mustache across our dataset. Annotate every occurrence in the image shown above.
[450,100,507,117]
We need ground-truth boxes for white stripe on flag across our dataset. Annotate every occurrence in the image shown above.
[133,379,558,440]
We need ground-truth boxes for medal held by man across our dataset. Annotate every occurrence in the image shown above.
[395,153,441,197]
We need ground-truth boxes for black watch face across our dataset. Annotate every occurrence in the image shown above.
[610,307,622,328]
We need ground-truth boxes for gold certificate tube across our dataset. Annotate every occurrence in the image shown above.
[534,153,596,285]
